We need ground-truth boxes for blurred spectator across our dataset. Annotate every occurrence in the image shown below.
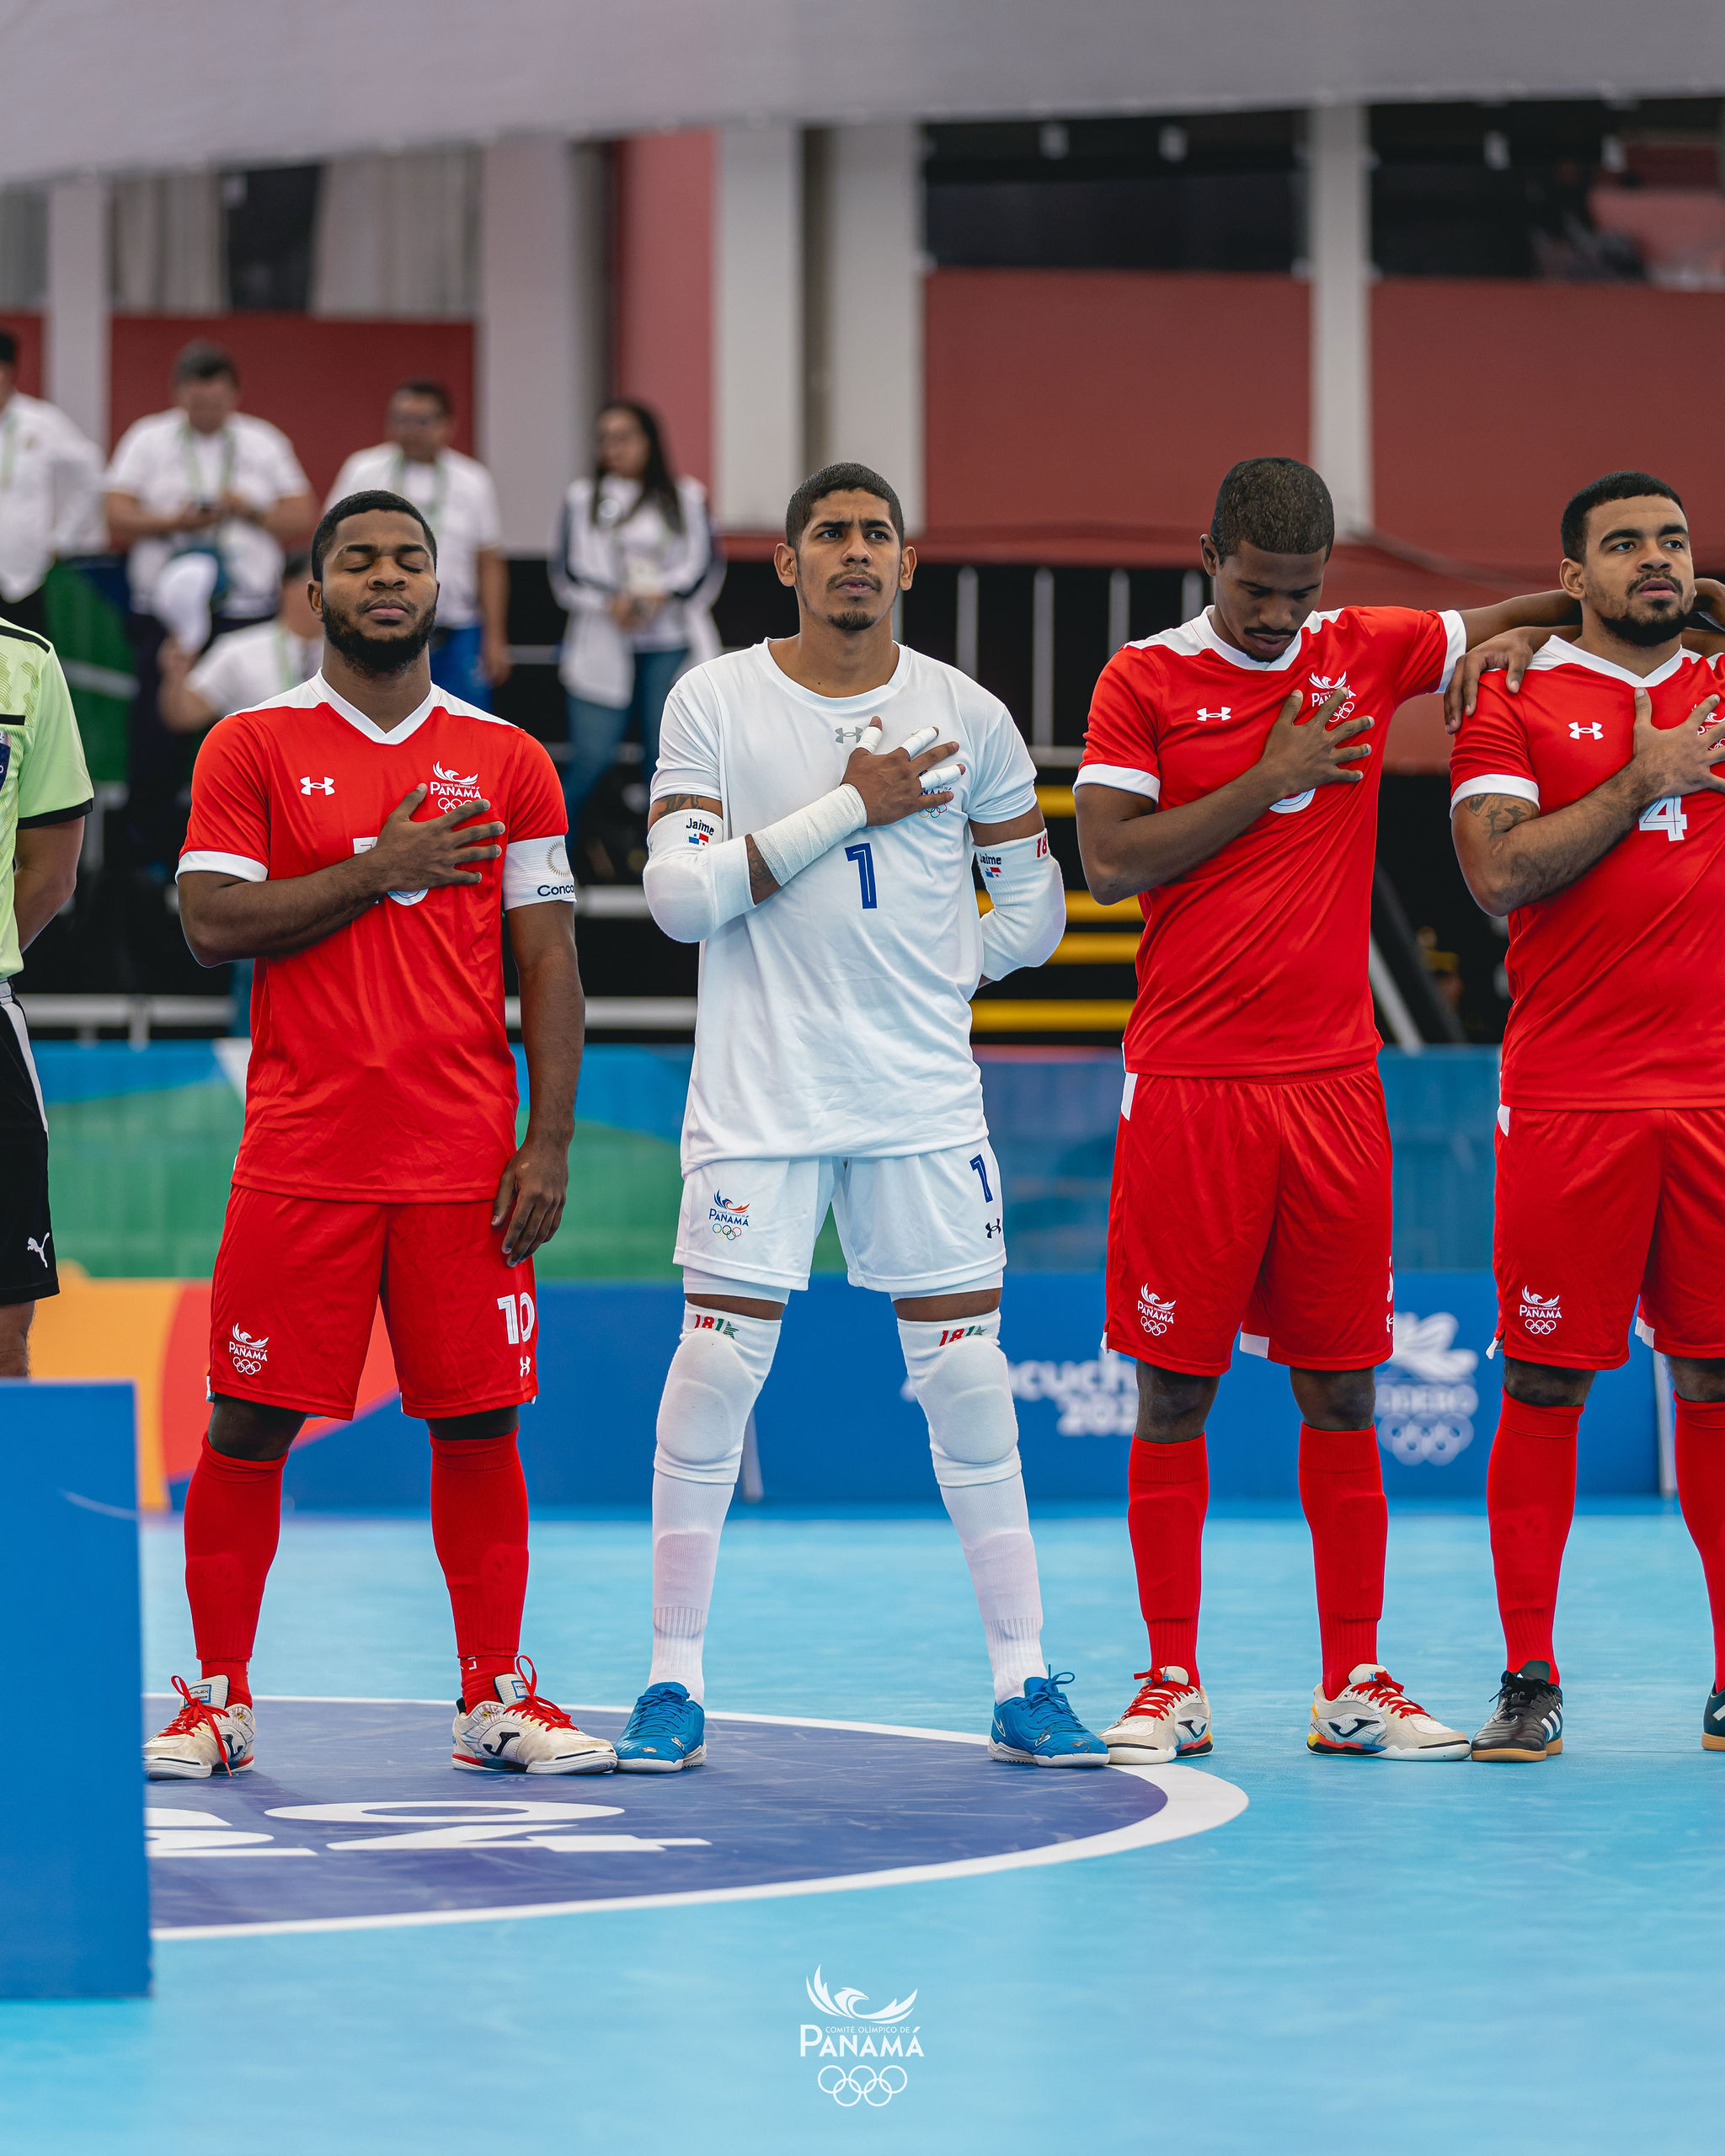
[104,341,315,871]
[157,549,320,735]
[550,401,719,849]
[326,377,510,709]
[0,328,104,641]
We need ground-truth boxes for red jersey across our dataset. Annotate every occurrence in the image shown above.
[179,674,572,1202]
[1449,642,1725,1110]
[1078,606,1462,1077]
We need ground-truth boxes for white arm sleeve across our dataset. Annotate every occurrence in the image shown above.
[644,807,754,944]
[977,831,1065,979]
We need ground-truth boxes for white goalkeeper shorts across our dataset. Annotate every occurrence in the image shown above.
[674,1140,1007,1298]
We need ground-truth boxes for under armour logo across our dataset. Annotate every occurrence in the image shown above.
[1195,707,1231,723]
[519,1354,532,1378]
[1568,723,1604,741]
[25,1231,50,1264]
[300,776,335,794]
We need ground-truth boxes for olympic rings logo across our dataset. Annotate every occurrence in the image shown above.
[817,2065,909,2107]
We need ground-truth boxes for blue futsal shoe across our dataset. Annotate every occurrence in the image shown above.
[614,1681,707,1773]
[989,1672,1108,1767]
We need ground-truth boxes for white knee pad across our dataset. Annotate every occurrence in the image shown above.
[654,1305,780,1486]
[898,1312,1022,1488]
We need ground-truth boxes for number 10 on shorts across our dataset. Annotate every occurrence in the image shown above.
[496,1292,537,1344]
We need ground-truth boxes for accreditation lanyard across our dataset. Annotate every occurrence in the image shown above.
[390,451,447,534]
[180,421,236,506]
[275,628,317,691]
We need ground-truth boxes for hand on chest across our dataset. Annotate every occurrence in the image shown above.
[273,742,506,876]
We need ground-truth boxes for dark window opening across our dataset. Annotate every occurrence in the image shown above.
[223,165,321,312]
[925,114,1301,274]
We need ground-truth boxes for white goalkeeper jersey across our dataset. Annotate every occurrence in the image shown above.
[651,639,1039,1171]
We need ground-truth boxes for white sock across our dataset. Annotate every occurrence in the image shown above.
[898,1312,1047,1701]
[647,1303,780,1705]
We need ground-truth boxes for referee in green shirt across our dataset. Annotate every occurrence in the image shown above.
[1,616,90,1374]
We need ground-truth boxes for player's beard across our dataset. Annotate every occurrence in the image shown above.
[321,595,437,676]
[1594,579,1692,648]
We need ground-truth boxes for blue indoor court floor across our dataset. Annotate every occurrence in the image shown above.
[6,1501,1723,2155]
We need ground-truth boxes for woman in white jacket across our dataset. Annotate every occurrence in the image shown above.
[549,402,721,845]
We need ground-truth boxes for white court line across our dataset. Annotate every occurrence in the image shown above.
[149,1699,1247,1941]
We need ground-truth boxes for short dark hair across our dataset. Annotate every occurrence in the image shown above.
[785,462,905,549]
[173,339,238,387]
[311,490,439,579]
[0,329,17,371]
[1210,456,1334,563]
[281,548,312,582]
[1561,470,1686,562]
[393,376,452,417]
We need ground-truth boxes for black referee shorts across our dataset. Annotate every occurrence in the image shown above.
[0,995,57,1305]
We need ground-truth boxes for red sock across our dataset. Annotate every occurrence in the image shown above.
[430,1433,530,1708]
[1486,1395,1579,1684]
[1126,1436,1207,1683]
[1298,1425,1386,1698]
[1674,1397,1725,1691]
[184,1437,286,1708]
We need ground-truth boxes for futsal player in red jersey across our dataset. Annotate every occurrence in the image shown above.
[1076,456,1578,1764]
[1450,471,1725,1761]
[143,490,615,1780]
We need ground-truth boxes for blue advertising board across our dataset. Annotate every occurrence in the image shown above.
[0,1382,150,1996]
[258,1270,1657,1513]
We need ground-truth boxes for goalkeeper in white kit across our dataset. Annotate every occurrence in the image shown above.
[613,462,1107,1770]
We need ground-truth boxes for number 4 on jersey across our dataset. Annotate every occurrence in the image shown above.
[1639,796,1689,842]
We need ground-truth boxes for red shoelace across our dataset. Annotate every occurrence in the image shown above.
[508,1657,579,1732]
[1125,1668,1196,1719]
[161,1673,238,1775]
[1348,1673,1429,1720]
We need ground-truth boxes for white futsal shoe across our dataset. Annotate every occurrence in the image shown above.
[144,1675,256,1780]
[1308,1664,1470,1760]
[452,1658,617,1775]
[1100,1667,1213,1764]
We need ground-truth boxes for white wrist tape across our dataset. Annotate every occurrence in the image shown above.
[750,783,867,890]
[644,806,753,943]
[977,830,1065,979]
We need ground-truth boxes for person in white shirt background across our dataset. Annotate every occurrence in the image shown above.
[550,400,721,868]
[157,547,321,737]
[0,328,104,643]
[104,341,316,873]
[156,546,323,1039]
[325,377,511,712]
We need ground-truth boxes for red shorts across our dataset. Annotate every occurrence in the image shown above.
[1106,1066,1394,1377]
[1493,1104,1725,1369]
[210,1186,539,1420]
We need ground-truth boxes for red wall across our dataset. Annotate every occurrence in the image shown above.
[109,316,475,500]
[1373,279,1725,576]
[923,270,1310,558]
[613,132,713,489]
[0,312,44,397]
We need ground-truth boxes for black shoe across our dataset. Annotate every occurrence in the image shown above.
[1705,1685,1725,1753]
[1471,1661,1564,1762]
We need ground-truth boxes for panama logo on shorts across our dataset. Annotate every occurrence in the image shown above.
[1137,1287,1176,1337]
[708,1192,751,1241]
[1519,1286,1562,1337]
[227,1324,270,1376]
